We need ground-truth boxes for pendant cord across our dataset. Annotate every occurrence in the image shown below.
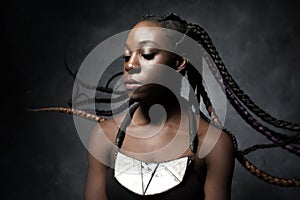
[188,104,198,154]
[115,102,139,148]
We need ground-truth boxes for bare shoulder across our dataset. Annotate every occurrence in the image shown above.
[196,117,235,199]
[196,116,235,164]
[90,113,126,143]
[88,114,126,164]
[210,130,235,157]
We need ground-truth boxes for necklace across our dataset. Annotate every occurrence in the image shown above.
[114,151,190,195]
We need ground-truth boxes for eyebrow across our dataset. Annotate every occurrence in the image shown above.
[124,40,160,50]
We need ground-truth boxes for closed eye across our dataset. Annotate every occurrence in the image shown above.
[142,53,155,60]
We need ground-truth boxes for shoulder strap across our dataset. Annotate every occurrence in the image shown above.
[115,102,139,148]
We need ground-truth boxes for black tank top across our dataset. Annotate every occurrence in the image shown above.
[105,159,204,200]
[107,102,204,199]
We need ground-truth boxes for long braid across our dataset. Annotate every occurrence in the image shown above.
[74,78,125,94]
[29,13,300,187]
[186,22,300,153]
[197,74,221,125]
[142,13,221,124]
[64,45,122,95]
[186,64,221,125]
[224,82,300,154]
[193,31,300,154]
[199,110,300,187]
[105,72,123,89]
[142,12,300,138]
[96,100,131,117]
[142,12,300,186]
[188,23,300,131]
[26,107,105,122]
[72,94,128,107]
[240,134,300,156]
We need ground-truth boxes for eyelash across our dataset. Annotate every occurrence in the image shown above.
[122,52,156,62]
[142,52,155,60]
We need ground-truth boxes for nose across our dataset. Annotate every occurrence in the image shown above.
[124,51,140,73]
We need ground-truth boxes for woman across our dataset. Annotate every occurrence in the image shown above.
[29,12,299,199]
[83,13,235,200]
[28,12,299,199]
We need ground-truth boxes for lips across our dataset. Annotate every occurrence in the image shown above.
[124,79,142,90]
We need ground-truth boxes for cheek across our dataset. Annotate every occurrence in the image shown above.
[158,52,177,69]
[140,65,166,84]
[140,58,175,83]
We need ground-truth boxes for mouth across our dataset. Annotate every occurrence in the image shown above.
[124,79,142,90]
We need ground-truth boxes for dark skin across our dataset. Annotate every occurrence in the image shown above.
[84,21,235,200]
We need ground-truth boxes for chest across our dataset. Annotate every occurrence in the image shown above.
[119,126,191,162]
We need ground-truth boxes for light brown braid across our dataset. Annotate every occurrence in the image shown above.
[27,107,105,123]
[29,13,300,187]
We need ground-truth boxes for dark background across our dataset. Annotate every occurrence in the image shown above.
[3,0,300,199]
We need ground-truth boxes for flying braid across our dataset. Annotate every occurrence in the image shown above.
[185,22,300,154]
[141,12,300,186]
[185,21,300,131]
[28,13,300,187]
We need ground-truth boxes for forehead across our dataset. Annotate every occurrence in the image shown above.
[125,21,175,50]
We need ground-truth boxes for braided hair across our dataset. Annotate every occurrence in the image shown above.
[31,13,300,187]
[141,13,221,125]
[139,13,300,186]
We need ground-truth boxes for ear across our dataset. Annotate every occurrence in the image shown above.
[176,57,188,73]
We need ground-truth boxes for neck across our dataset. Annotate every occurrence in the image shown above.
[132,92,185,126]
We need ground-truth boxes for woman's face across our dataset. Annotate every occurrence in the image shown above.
[123,20,183,101]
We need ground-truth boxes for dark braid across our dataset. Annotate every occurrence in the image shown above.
[96,100,131,117]
[28,105,300,187]
[72,94,128,107]
[240,134,300,156]
[164,14,300,152]
[115,102,140,148]
[74,78,125,94]
[142,13,221,125]
[199,110,300,187]
[105,72,123,89]
[196,38,300,154]
[186,22,300,131]
[64,46,123,95]
[141,12,300,186]
[223,82,300,155]
[29,13,300,187]
[186,63,221,125]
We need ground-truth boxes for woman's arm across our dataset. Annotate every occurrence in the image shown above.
[84,123,115,200]
[204,131,235,200]
[84,152,108,200]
